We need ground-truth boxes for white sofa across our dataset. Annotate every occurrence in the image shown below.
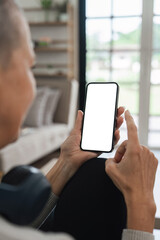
[0,79,78,173]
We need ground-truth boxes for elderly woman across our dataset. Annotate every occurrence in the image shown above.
[0,1,158,240]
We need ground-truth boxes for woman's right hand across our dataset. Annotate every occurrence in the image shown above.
[105,110,158,233]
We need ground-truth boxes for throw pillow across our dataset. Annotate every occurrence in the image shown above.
[24,88,51,127]
[43,89,61,125]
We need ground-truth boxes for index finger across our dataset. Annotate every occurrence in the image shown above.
[125,110,140,147]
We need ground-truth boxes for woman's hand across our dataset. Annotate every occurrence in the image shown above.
[47,107,124,196]
[105,110,158,233]
[60,107,124,172]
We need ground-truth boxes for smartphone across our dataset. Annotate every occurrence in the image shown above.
[80,82,119,153]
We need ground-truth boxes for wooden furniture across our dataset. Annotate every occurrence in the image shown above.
[24,3,75,81]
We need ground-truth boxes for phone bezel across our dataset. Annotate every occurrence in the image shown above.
[80,82,119,153]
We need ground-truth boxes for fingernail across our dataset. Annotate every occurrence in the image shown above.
[126,109,130,114]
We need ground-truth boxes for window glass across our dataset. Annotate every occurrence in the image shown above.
[112,18,141,50]
[112,69,140,84]
[153,17,160,50]
[118,83,139,114]
[148,132,160,148]
[151,69,160,84]
[149,85,160,115]
[151,52,160,84]
[86,19,111,50]
[154,0,160,15]
[86,0,111,17]
[113,0,142,16]
[149,116,160,131]
[112,52,140,83]
[86,51,110,82]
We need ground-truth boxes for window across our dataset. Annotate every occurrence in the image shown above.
[86,0,142,145]
[84,0,160,221]
[149,0,160,148]
[85,0,160,149]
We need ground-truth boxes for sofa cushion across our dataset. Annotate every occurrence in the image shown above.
[24,88,50,127]
[43,89,61,125]
[0,124,69,173]
[24,88,60,127]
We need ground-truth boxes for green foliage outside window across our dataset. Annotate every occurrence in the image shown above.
[41,0,52,9]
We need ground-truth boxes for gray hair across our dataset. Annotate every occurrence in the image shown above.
[0,0,23,69]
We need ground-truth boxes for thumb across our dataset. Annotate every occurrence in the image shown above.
[105,158,117,178]
[105,159,123,193]
[74,110,84,132]
[105,158,121,185]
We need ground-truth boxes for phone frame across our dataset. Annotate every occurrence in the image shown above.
[80,82,119,153]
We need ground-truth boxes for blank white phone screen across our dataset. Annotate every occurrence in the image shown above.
[81,83,118,152]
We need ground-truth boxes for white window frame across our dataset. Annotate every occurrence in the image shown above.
[139,0,154,146]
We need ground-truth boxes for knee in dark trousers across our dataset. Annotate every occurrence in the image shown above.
[44,158,127,240]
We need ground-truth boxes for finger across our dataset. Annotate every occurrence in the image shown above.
[83,151,100,161]
[105,158,117,177]
[105,159,122,192]
[116,116,124,130]
[114,129,120,145]
[117,106,125,118]
[74,110,84,132]
[114,140,127,163]
[125,110,140,147]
